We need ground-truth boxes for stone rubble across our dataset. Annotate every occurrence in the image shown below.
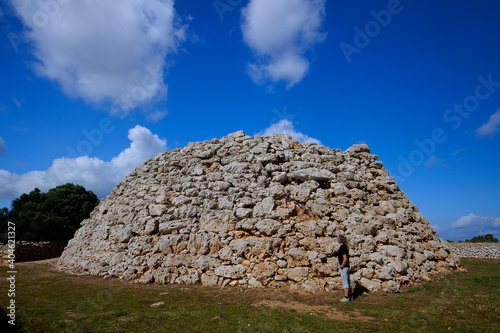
[58,131,460,293]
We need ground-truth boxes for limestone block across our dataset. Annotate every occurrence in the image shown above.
[214,264,247,279]
[283,267,309,282]
[252,261,278,281]
[289,168,335,182]
[302,279,325,293]
[235,208,253,218]
[253,197,275,217]
[200,210,235,233]
[235,218,257,231]
[193,255,219,271]
[256,219,281,236]
[147,204,166,217]
[201,273,219,286]
[295,221,321,238]
[383,280,400,292]
[316,237,337,256]
[359,277,381,292]
[159,220,189,234]
[248,277,263,288]
[288,248,308,262]
[377,265,394,280]
[347,144,370,154]
[147,253,164,269]
[306,198,332,216]
[379,245,404,258]
[332,183,350,197]
[285,184,311,202]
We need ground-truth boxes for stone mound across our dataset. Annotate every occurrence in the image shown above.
[58,130,460,293]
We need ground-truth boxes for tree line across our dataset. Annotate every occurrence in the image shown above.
[0,183,99,243]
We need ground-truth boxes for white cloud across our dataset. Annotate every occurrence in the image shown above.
[0,125,166,201]
[439,213,500,241]
[241,0,326,88]
[477,108,500,137]
[451,213,500,229]
[260,119,321,144]
[0,136,5,155]
[10,0,186,113]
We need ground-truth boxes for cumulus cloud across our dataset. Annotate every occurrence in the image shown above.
[10,0,186,114]
[241,0,326,88]
[477,108,500,137]
[260,119,320,144]
[0,136,5,155]
[0,125,166,201]
[438,213,500,241]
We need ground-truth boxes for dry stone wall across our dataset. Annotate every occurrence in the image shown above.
[448,243,500,259]
[0,241,68,262]
[58,131,460,293]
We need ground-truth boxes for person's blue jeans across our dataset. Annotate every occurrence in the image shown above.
[340,267,351,289]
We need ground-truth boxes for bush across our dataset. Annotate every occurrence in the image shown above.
[5,183,99,242]
[466,234,499,243]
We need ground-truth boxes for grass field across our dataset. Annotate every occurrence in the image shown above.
[1,258,499,332]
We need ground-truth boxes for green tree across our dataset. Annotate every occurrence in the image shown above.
[468,233,499,243]
[8,184,99,242]
[0,207,9,243]
[465,234,498,243]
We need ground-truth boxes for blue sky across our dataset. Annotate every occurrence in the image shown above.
[1,0,499,241]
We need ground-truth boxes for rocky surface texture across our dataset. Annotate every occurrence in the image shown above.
[58,131,460,293]
[448,243,500,259]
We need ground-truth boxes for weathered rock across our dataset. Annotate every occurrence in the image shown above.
[215,264,247,279]
[200,210,235,233]
[289,168,335,182]
[57,130,459,293]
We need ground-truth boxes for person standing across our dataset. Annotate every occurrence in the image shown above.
[337,234,353,302]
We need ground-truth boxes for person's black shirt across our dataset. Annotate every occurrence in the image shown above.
[337,244,350,268]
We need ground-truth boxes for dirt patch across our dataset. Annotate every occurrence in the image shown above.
[254,299,373,322]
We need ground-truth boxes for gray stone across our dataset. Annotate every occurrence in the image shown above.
[214,265,247,279]
[285,185,311,202]
[200,210,235,233]
[289,168,335,182]
[255,219,281,236]
[253,197,275,217]
[283,267,309,282]
[359,277,381,292]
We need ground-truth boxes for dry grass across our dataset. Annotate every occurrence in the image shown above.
[0,258,499,332]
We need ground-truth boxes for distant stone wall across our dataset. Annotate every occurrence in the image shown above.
[448,243,500,259]
[1,241,68,262]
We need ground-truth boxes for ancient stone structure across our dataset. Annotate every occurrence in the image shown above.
[58,131,460,293]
